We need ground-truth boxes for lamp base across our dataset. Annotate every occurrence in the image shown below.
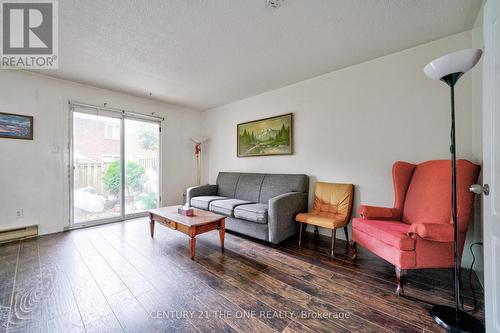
[431,305,484,333]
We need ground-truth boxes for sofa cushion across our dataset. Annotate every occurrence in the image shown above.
[190,196,227,210]
[209,199,254,217]
[352,218,415,251]
[216,172,241,197]
[234,204,268,224]
[352,226,416,268]
[234,174,265,202]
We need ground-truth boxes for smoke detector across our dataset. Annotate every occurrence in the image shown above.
[266,0,284,8]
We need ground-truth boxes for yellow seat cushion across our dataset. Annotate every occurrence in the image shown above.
[296,212,348,228]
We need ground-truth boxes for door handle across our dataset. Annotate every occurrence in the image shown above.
[469,184,490,195]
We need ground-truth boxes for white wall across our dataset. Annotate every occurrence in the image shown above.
[201,31,479,258]
[0,70,201,235]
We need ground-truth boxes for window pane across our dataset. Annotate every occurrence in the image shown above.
[124,119,160,214]
[73,112,121,223]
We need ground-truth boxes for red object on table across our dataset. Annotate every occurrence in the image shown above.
[178,206,194,216]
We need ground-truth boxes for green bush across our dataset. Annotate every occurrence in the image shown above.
[139,193,158,209]
[103,161,146,195]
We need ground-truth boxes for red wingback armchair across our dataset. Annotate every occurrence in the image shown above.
[351,160,480,295]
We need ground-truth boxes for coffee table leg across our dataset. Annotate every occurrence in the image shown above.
[149,214,155,238]
[190,237,196,260]
[219,219,225,252]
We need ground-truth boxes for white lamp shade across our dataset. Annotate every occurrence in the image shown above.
[424,48,482,80]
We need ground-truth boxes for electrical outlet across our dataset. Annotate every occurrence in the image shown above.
[16,209,23,218]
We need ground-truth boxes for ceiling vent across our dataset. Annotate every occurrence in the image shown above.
[266,0,284,8]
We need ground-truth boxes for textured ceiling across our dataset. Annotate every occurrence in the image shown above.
[41,0,482,110]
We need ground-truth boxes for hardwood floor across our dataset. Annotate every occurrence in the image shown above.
[0,218,484,332]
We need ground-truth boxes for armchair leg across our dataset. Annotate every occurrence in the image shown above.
[343,226,349,250]
[395,267,406,296]
[330,228,337,258]
[298,222,303,247]
[350,241,358,261]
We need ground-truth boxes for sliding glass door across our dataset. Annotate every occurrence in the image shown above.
[72,112,122,224]
[124,119,160,215]
[71,108,160,226]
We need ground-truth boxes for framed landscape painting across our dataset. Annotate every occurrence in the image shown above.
[237,113,293,157]
[0,112,34,140]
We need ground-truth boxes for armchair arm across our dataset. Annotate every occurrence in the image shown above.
[407,223,454,242]
[186,184,218,204]
[268,192,308,244]
[358,205,398,220]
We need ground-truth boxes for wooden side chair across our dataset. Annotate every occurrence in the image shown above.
[296,182,354,258]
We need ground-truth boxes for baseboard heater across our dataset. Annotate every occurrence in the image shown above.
[0,225,38,243]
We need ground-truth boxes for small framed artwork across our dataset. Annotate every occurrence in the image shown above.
[0,112,34,140]
[237,113,293,157]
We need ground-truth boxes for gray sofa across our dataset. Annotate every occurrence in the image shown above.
[186,172,309,244]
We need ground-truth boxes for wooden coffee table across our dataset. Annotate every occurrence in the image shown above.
[148,206,225,260]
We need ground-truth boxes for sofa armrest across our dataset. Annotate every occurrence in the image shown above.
[186,184,218,205]
[358,205,398,220]
[407,223,454,242]
[268,192,308,244]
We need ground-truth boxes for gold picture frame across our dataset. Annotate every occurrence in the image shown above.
[237,113,293,157]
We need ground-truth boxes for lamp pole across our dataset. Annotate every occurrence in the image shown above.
[442,72,463,323]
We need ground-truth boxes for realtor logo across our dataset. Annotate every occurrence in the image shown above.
[1,0,58,68]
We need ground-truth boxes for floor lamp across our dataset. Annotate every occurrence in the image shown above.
[424,49,484,333]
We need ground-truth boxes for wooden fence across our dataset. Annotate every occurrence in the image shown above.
[74,163,104,193]
[138,157,158,171]
[74,157,158,194]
